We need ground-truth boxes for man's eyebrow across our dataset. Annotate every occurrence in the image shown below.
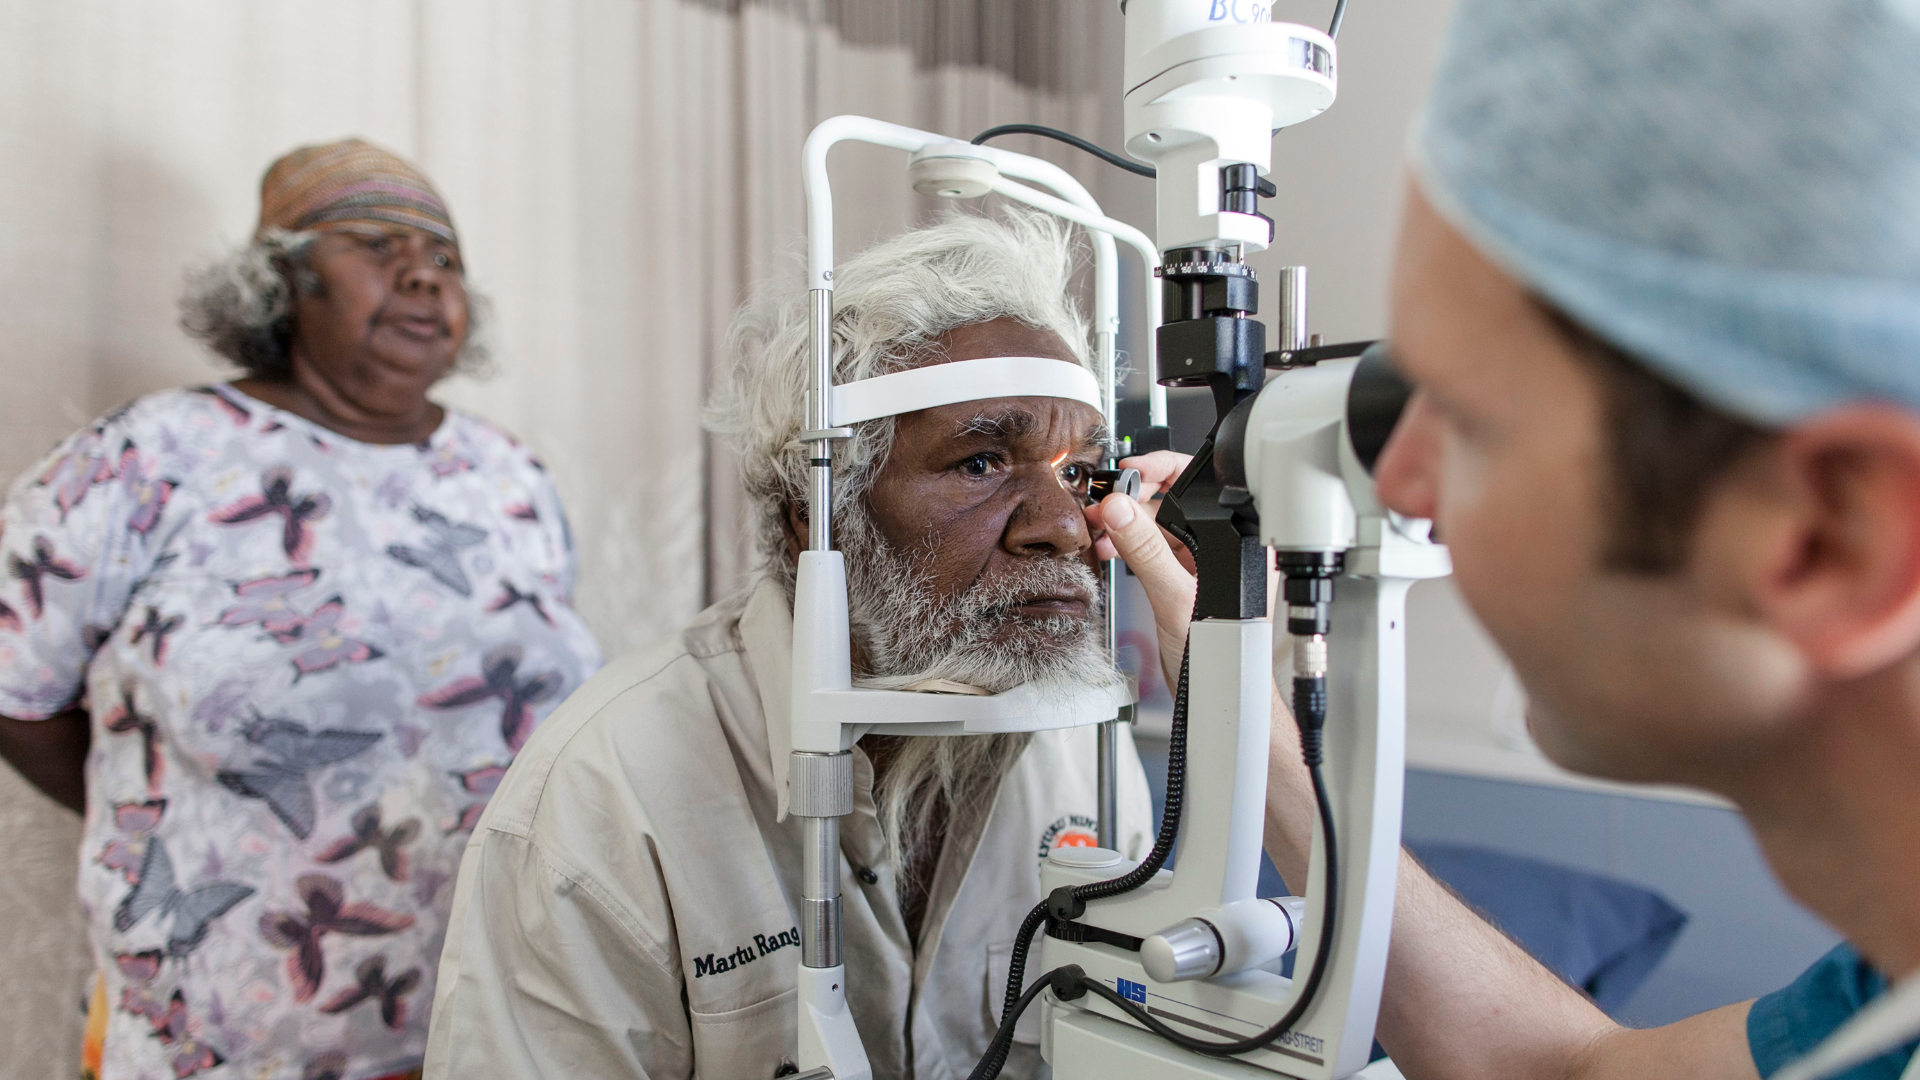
[955,409,1114,453]
[956,408,1046,439]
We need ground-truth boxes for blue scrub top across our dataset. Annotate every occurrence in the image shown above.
[1750,944,1918,1079]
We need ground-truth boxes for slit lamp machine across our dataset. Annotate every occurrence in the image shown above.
[781,2,1450,1077]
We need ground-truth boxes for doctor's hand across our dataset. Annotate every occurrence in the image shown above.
[1085,450,1196,695]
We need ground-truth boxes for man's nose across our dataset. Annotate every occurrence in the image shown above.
[1373,392,1441,521]
[1003,468,1093,557]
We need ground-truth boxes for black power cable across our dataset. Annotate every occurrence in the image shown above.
[971,124,1155,179]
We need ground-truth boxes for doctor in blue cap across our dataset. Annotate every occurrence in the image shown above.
[1095,0,1920,1077]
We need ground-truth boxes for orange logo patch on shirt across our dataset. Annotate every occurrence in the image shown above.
[1037,813,1100,859]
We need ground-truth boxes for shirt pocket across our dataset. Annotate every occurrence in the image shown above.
[689,986,799,1078]
[985,943,1042,1046]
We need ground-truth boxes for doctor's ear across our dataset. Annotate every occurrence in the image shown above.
[1736,404,1920,679]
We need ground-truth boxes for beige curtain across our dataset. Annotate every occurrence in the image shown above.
[0,1,1124,1072]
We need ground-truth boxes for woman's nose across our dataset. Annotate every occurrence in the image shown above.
[396,249,444,295]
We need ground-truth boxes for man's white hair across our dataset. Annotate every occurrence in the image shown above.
[706,207,1094,583]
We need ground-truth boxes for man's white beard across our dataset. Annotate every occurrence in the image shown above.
[837,508,1116,878]
[839,509,1114,695]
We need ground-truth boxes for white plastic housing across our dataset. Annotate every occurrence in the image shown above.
[1142,896,1306,983]
[1122,0,1337,252]
[1244,359,1362,553]
[797,964,871,1080]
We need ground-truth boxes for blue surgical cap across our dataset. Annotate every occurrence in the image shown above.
[1413,0,1920,426]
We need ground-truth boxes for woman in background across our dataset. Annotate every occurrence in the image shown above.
[0,139,602,1080]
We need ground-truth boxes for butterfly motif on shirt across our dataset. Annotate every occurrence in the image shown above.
[148,989,226,1078]
[317,953,422,1029]
[99,798,167,883]
[36,432,113,521]
[503,501,538,522]
[278,597,384,680]
[423,443,474,479]
[316,803,420,882]
[446,763,510,834]
[102,685,164,795]
[386,505,486,596]
[0,600,19,633]
[8,535,84,618]
[417,645,563,752]
[215,569,320,640]
[114,948,170,1026]
[114,440,176,536]
[112,836,255,959]
[258,874,414,1002]
[208,467,332,566]
[131,606,184,666]
[484,580,553,626]
[215,715,382,839]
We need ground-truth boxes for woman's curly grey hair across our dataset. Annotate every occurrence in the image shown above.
[705,207,1094,584]
[178,227,491,378]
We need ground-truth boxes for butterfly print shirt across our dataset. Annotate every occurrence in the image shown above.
[0,385,603,1080]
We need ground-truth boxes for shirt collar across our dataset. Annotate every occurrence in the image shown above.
[738,576,800,820]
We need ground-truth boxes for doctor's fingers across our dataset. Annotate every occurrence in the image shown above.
[1117,450,1190,505]
[1091,492,1196,676]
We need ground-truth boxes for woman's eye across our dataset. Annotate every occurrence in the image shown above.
[432,252,452,269]
[959,453,995,477]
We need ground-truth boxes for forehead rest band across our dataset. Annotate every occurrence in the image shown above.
[829,356,1104,426]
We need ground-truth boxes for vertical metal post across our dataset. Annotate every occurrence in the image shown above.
[806,288,836,551]
[791,750,853,966]
[1096,328,1122,850]
[801,814,843,967]
[1279,266,1308,353]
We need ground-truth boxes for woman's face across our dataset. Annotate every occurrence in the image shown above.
[288,230,469,422]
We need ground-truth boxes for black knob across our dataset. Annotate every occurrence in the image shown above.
[1086,468,1141,505]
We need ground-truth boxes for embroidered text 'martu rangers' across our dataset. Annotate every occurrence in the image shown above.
[692,925,801,978]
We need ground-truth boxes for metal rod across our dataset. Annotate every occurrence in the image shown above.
[1097,716,1120,849]
[1279,266,1308,353]
[808,288,834,551]
[800,813,842,968]
[1097,327,1121,849]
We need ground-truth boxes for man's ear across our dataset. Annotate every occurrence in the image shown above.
[781,499,808,564]
[1745,404,1920,678]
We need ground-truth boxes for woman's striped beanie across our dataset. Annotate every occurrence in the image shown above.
[256,138,457,247]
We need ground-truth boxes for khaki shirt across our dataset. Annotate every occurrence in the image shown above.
[424,579,1154,1080]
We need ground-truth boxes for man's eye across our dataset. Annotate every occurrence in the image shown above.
[959,453,996,477]
[1059,464,1091,488]
[363,236,393,253]
[432,252,452,269]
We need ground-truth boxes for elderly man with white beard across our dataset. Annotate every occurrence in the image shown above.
[422,211,1157,1080]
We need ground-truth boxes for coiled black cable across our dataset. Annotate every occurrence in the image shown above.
[972,510,1343,1075]
[971,761,1338,1071]
[994,620,1194,1028]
